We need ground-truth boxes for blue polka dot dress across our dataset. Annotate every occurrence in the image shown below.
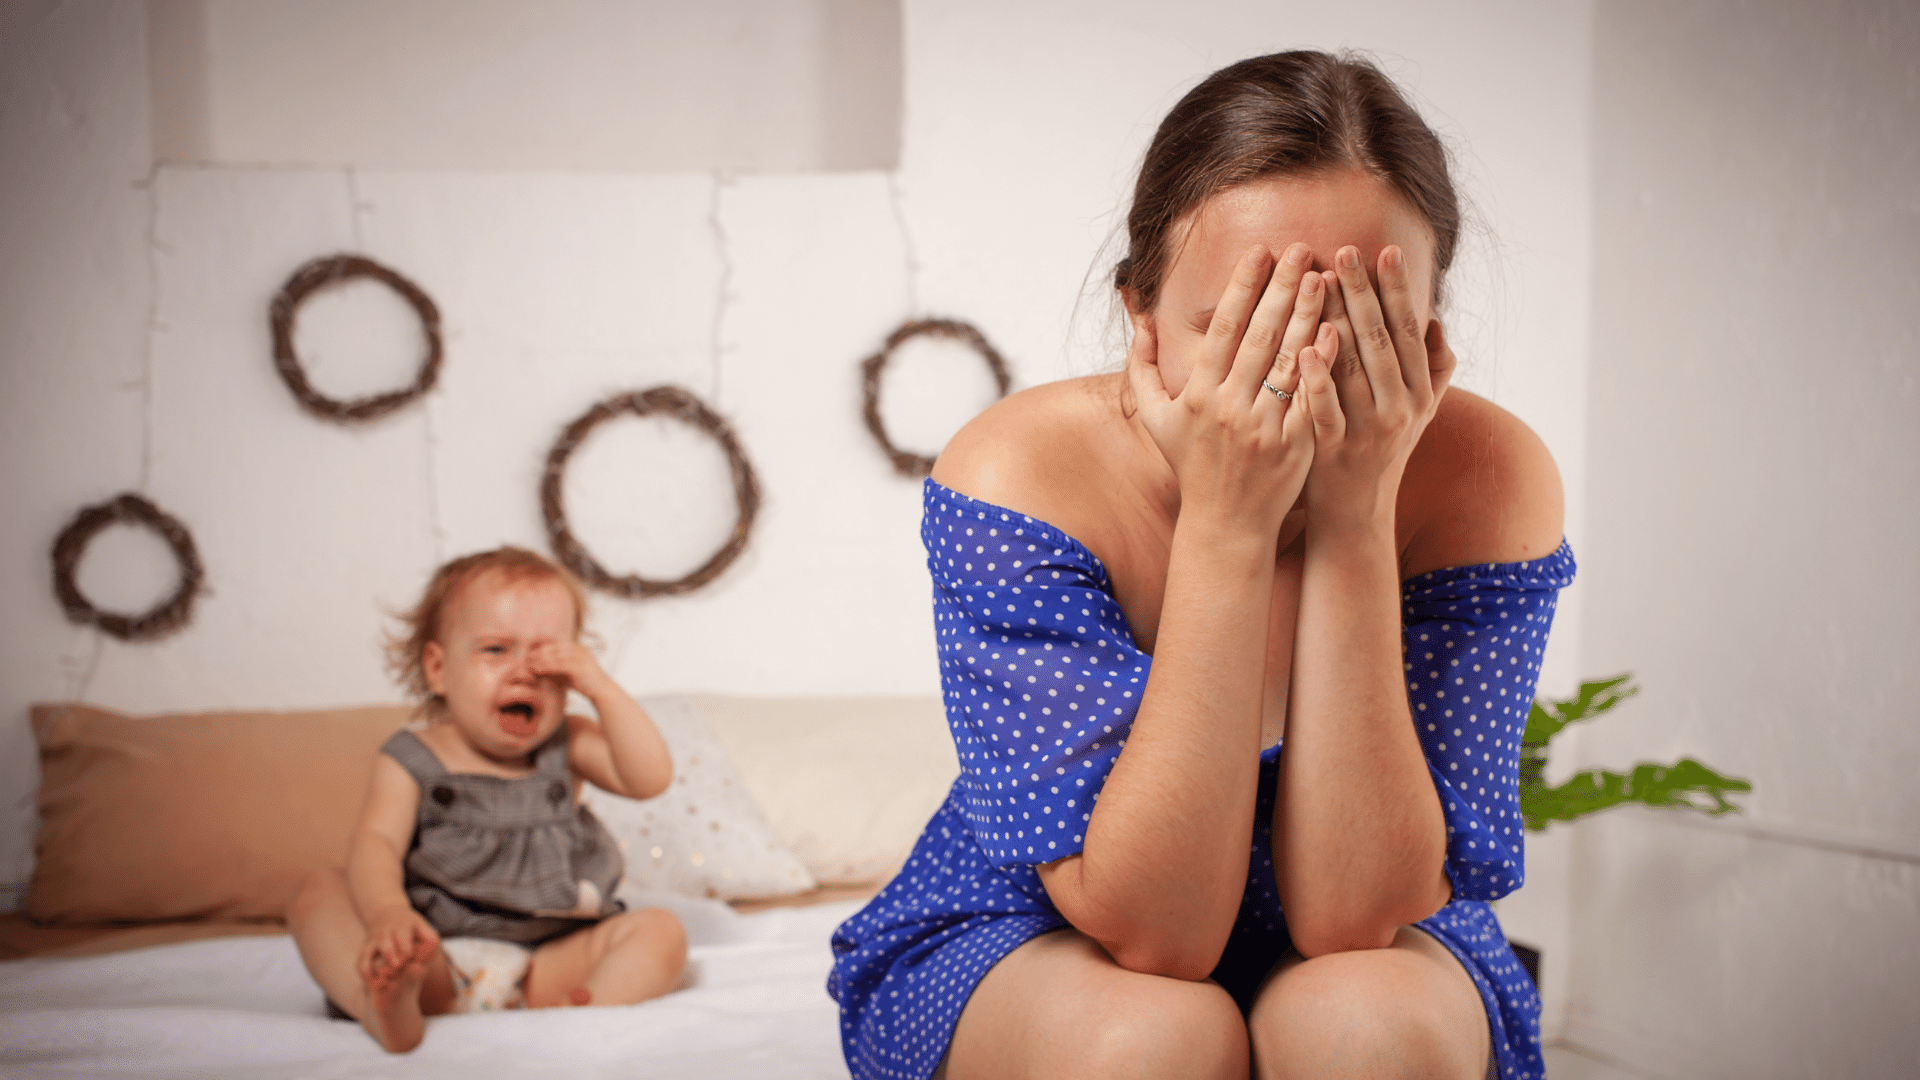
[829,480,1575,1080]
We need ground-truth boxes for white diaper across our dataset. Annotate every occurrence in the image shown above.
[439,937,532,1012]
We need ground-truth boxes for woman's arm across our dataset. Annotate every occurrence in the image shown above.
[942,244,1321,979]
[1037,490,1283,979]
[1276,247,1560,957]
[1278,248,1450,957]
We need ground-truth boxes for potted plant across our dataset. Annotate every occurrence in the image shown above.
[1508,674,1752,983]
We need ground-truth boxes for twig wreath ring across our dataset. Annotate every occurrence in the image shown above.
[541,386,761,598]
[269,254,443,423]
[860,318,1012,477]
[51,493,205,641]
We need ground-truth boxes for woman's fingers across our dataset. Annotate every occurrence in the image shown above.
[1268,263,1325,391]
[1299,327,1345,444]
[1226,243,1312,397]
[1316,268,1370,408]
[1197,246,1276,391]
[1278,348,1318,455]
[1332,245,1400,403]
[1376,246,1430,399]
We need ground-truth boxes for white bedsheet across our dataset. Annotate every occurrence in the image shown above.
[0,895,864,1080]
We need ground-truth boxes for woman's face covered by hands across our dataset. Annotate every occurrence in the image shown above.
[1144,169,1437,399]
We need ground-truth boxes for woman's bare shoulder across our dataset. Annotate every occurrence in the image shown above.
[1400,388,1565,577]
[931,374,1133,527]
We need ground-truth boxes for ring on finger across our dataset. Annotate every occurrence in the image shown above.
[1261,380,1293,403]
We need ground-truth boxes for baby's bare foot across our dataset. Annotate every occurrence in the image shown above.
[363,939,437,1053]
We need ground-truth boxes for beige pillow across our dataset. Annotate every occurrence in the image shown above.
[27,702,409,924]
[580,695,815,902]
[687,694,957,885]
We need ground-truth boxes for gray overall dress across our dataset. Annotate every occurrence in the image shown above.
[383,727,625,946]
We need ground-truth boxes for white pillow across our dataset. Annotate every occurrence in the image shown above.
[581,695,816,903]
[686,694,958,885]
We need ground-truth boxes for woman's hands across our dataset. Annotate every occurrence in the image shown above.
[1130,239,1455,534]
[1296,245,1455,531]
[1128,243,1321,540]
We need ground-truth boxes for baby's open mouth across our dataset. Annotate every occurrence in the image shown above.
[497,702,538,737]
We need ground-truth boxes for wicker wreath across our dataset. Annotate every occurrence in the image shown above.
[542,386,761,598]
[269,254,443,423]
[861,318,1012,477]
[51,493,204,641]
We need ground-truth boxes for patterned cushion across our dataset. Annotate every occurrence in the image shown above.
[581,695,816,903]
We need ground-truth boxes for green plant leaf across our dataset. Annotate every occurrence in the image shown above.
[1521,757,1753,831]
[1521,674,1638,749]
[1518,675,1752,831]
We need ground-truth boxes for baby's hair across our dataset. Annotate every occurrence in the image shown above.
[385,545,589,718]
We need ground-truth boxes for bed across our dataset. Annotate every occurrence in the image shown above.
[0,693,958,1079]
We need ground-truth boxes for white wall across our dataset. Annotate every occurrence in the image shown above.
[0,1,1595,1033]
[149,0,902,172]
[1575,0,1920,1075]
[0,0,157,903]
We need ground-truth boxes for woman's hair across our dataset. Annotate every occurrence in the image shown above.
[1114,50,1460,313]
[385,545,588,717]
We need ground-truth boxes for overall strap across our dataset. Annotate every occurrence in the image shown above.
[534,721,572,776]
[380,728,447,785]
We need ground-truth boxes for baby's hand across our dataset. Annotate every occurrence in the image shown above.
[529,640,613,698]
[358,907,439,989]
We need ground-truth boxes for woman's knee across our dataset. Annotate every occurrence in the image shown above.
[1077,976,1248,1080]
[949,931,1249,1080]
[1247,937,1485,1080]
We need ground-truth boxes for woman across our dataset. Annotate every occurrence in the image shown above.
[830,50,1568,1080]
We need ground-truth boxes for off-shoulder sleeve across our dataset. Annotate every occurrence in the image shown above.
[1402,542,1576,902]
[922,482,1151,871]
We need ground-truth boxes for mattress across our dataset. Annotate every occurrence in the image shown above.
[0,893,864,1080]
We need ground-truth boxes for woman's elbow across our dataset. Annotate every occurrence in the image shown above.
[1062,899,1229,981]
[1042,857,1235,980]
[1100,934,1223,982]
[1285,866,1452,959]
[1287,919,1400,960]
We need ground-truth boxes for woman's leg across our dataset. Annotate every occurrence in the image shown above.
[943,928,1250,1080]
[285,868,453,1052]
[1246,925,1491,1080]
[524,907,687,1008]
